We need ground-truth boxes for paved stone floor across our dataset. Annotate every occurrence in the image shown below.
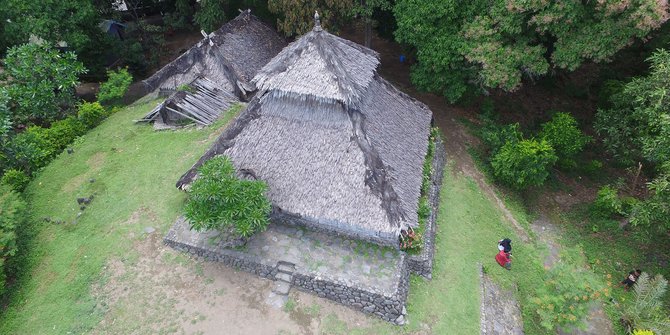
[170,219,403,296]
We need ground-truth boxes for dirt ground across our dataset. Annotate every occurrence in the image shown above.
[91,227,378,335]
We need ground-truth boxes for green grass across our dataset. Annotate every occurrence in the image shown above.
[0,99,240,334]
[319,165,549,335]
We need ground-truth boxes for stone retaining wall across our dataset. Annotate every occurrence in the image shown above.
[292,256,410,324]
[164,234,278,279]
[407,136,447,279]
[164,227,410,324]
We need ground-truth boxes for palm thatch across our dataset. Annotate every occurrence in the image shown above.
[177,19,432,247]
[142,10,286,99]
[140,76,238,126]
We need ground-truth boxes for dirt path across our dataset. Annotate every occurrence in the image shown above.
[91,229,376,335]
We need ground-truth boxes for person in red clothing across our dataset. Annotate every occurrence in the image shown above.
[495,250,511,270]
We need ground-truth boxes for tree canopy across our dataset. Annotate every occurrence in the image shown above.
[268,0,355,35]
[394,0,669,102]
[3,43,86,125]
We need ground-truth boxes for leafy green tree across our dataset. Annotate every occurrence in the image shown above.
[0,0,110,76]
[351,0,390,47]
[97,68,133,106]
[195,0,227,32]
[491,138,557,190]
[539,112,591,168]
[184,155,272,238]
[630,163,670,229]
[3,43,86,125]
[268,0,354,35]
[596,49,670,166]
[394,0,669,102]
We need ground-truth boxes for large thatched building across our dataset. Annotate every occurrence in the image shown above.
[140,10,286,126]
[177,15,432,248]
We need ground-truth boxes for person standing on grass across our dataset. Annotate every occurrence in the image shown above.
[498,238,512,253]
[496,249,512,270]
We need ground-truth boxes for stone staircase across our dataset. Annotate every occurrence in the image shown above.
[273,261,295,296]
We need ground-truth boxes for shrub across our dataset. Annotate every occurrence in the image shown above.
[491,138,558,189]
[1,169,30,192]
[0,184,27,297]
[481,122,523,157]
[629,164,670,229]
[539,112,591,167]
[2,131,52,174]
[620,273,670,335]
[27,117,86,156]
[184,156,272,238]
[97,68,132,106]
[530,249,608,331]
[592,185,624,218]
[77,102,108,128]
[2,117,86,174]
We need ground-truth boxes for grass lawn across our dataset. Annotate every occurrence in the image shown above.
[1,99,559,334]
[318,166,549,335]
[0,100,240,334]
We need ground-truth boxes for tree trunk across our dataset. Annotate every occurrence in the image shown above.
[364,18,372,48]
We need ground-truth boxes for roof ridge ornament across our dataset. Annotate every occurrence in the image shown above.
[314,11,322,32]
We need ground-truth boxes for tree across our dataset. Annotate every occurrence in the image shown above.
[351,0,390,47]
[630,163,670,229]
[194,0,227,32]
[596,49,670,166]
[491,138,557,190]
[3,43,86,125]
[0,0,110,76]
[184,156,272,238]
[394,0,669,102]
[268,0,354,36]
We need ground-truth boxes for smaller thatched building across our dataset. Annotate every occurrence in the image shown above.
[177,14,433,248]
[139,10,286,126]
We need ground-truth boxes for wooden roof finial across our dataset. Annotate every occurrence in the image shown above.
[314,11,322,32]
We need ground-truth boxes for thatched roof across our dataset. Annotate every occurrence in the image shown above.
[140,76,238,126]
[142,10,286,98]
[252,24,379,107]
[177,19,432,247]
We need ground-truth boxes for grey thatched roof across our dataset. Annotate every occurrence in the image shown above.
[252,26,379,107]
[177,23,432,247]
[142,10,286,97]
[141,76,238,126]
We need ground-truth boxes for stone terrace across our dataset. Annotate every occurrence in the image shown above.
[165,218,410,323]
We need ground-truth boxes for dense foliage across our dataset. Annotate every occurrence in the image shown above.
[596,49,670,166]
[194,0,227,32]
[184,155,272,238]
[630,163,670,229]
[97,68,133,107]
[394,0,669,102]
[530,251,607,331]
[3,43,86,125]
[0,0,110,76]
[491,139,557,190]
[539,112,591,168]
[268,0,354,35]
[619,273,670,335]
[0,184,27,297]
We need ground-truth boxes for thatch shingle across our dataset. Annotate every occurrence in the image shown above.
[142,10,286,98]
[177,22,432,247]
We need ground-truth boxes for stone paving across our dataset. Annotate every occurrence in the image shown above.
[245,224,402,295]
[167,218,403,295]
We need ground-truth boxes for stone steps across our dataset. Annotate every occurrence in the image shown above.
[272,262,296,296]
